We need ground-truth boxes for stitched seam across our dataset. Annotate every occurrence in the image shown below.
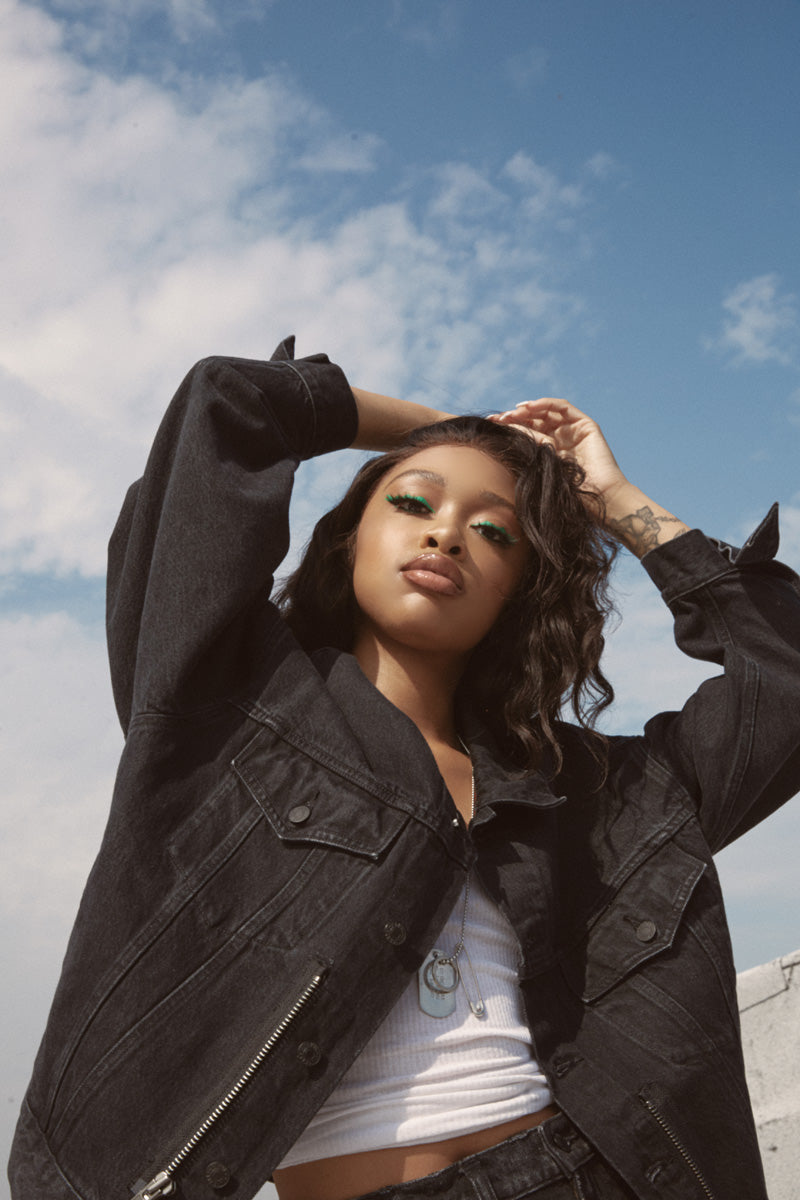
[282,360,317,450]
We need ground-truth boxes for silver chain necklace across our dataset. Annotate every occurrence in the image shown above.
[418,741,486,1019]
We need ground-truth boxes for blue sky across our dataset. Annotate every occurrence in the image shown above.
[2,0,800,1186]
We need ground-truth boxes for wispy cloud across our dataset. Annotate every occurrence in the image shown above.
[502,151,584,223]
[584,151,621,181]
[504,45,548,91]
[427,162,508,224]
[707,273,799,366]
[0,2,601,579]
[388,0,462,53]
[45,0,230,44]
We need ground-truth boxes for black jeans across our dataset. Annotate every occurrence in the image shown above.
[352,1114,636,1199]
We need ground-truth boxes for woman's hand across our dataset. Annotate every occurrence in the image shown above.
[489,398,691,558]
[488,398,628,503]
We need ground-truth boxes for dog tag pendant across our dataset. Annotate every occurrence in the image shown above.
[418,948,459,1017]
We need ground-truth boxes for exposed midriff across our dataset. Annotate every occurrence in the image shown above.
[272,1104,560,1200]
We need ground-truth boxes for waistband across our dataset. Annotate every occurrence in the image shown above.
[354,1111,597,1199]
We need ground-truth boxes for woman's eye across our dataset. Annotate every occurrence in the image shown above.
[385,493,434,515]
[471,520,518,547]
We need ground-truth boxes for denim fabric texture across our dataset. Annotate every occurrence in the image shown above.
[352,1113,636,1199]
[8,339,800,1200]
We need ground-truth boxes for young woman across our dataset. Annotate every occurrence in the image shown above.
[9,338,800,1200]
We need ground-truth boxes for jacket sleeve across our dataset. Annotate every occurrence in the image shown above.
[639,504,800,852]
[105,338,358,733]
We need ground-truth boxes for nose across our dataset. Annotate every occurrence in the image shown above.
[423,531,462,557]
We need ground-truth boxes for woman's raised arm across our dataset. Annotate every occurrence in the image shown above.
[107,345,356,732]
[349,385,454,450]
[490,398,690,558]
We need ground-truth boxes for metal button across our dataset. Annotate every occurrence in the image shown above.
[645,1161,666,1183]
[383,921,407,945]
[552,1055,580,1078]
[636,919,658,943]
[205,1161,231,1190]
[288,804,311,825]
[297,1040,322,1066]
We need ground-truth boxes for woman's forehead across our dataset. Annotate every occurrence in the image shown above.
[382,443,517,499]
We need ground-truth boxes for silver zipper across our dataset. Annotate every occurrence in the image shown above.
[131,968,326,1199]
[640,1096,715,1200]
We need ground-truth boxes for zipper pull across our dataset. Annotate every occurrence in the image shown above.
[130,1170,175,1200]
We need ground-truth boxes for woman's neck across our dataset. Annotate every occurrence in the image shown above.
[352,632,463,750]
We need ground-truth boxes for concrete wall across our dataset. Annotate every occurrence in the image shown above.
[738,947,800,1200]
[254,949,800,1200]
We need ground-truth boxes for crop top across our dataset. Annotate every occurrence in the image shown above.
[277,875,553,1166]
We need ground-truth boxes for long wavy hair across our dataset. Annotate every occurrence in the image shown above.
[276,417,618,774]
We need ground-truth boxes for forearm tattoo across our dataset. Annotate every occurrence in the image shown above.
[607,506,684,555]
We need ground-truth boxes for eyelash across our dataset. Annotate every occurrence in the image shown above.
[472,520,518,547]
[385,494,518,546]
[385,493,434,514]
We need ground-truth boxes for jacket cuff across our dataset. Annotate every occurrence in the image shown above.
[293,357,358,459]
[640,504,780,604]
[269,336,358,460]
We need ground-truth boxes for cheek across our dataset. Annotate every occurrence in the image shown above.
[481,547,528,603]
[351,526,385,617]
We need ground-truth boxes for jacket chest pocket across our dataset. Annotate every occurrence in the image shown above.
[233,723,407,858]
[559,839,706,1002]
[225,724,409,948]
[556,838,741,1067]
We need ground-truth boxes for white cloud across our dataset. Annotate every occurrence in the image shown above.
[427,162,508,224]
[709,273,799,366]
[502,151,584,223]
[504,45,548,91]
[295,131,384,174]
[388,0,461,53]
[45,0,225,43]
[584,151,619,181]
[0,1,600,579]
[0,612,120,930]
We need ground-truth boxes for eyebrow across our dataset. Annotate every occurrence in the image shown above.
[386,468,517,514]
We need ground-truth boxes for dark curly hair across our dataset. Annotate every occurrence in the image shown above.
[276,417,618,774]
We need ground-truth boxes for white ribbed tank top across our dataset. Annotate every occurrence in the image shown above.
[278,875,552,1166]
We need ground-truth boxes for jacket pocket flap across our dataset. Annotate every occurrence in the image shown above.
[233,726,406,859]
[560,840,706,1001]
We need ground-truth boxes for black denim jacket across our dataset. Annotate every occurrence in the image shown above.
[9,341,800,1200]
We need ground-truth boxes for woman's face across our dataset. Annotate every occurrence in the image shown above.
[352,443,529,659]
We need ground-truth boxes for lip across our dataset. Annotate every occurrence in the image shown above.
[400,553,464,595]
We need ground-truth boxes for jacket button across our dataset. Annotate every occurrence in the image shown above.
[205,1161,231,1189]
[645,1161,666,1183]
[297,1040,322,1066]
[288,804,311,825]
[383,921,407,945]
[635,919,657,943]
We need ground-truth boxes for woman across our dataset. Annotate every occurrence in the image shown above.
[9,338,800,1200]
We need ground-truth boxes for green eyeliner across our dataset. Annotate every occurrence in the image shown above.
[472,520,518,544]
[386,493,434,513]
